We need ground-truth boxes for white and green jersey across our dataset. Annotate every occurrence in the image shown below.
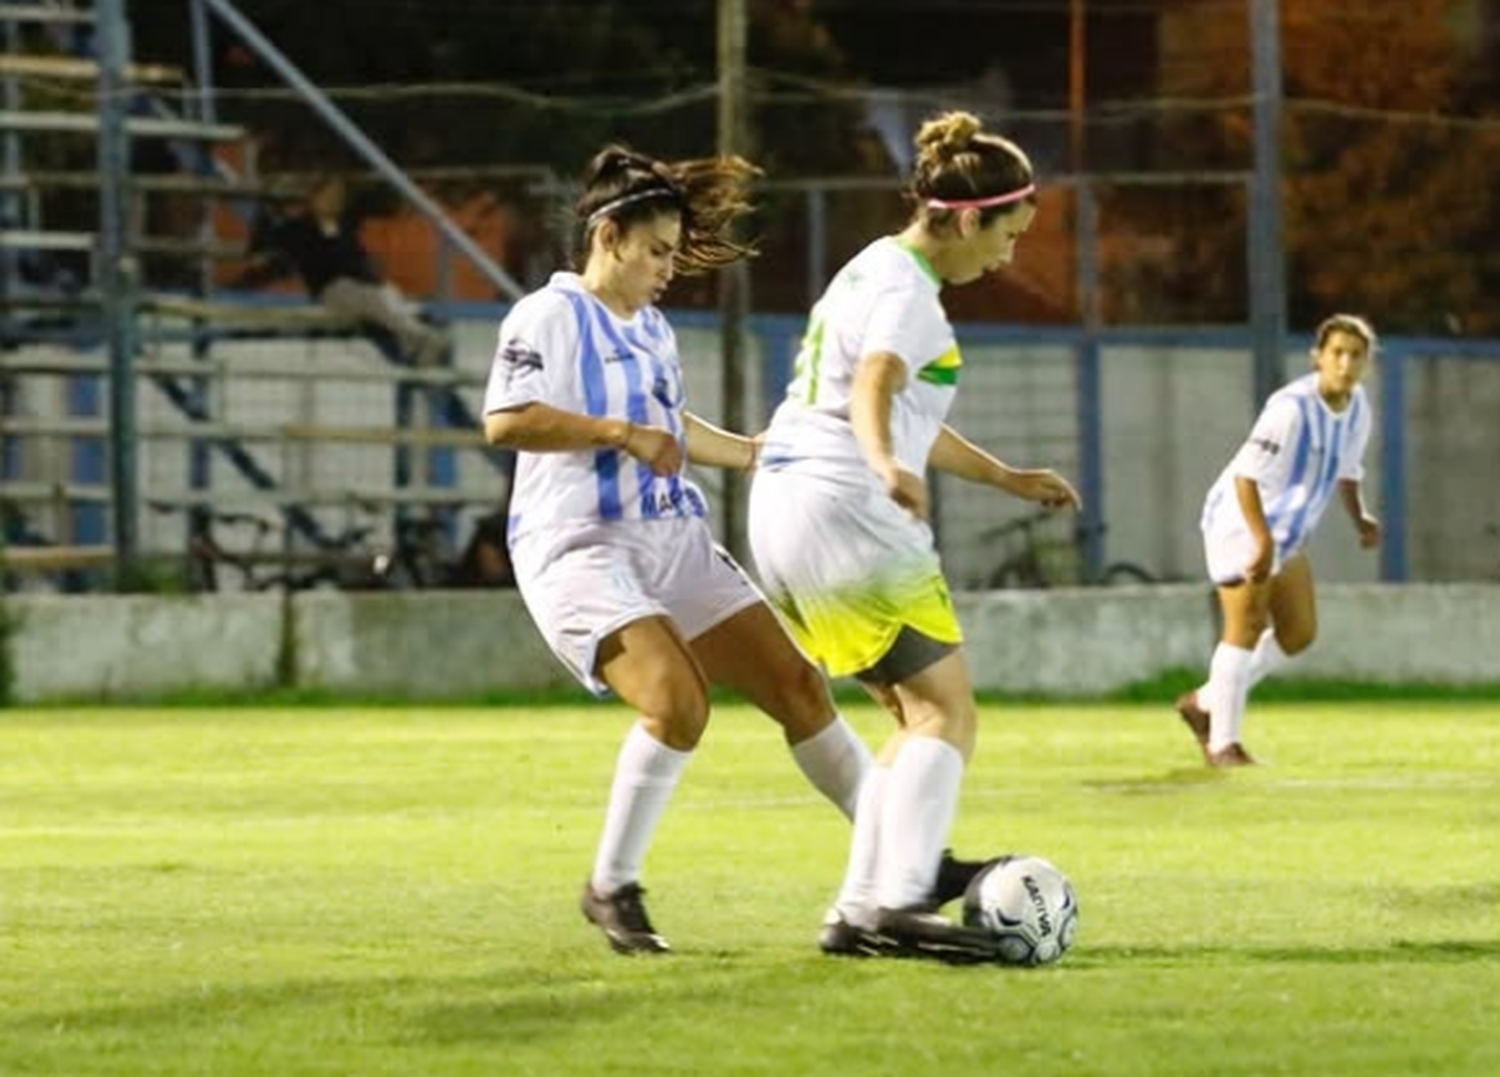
[750,237,964,676]
[760,236,961,478]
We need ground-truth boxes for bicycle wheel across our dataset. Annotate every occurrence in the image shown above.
[987,557,1050,590]
[1101,562,1156,586]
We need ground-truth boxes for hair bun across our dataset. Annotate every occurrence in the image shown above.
[915,111,984,161]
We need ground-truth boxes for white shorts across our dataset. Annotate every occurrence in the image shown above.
[1201,523,1298,585]
[510,516,764,695]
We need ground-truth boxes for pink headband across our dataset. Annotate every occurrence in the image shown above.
[926,183,1036,211]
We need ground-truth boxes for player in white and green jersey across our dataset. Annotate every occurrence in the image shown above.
[748,110,1081,963]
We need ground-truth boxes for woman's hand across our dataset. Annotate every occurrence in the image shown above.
[875,460,930,520]
[621,423,683,476]
[1245,533,1275,583]
[1012,469,1082,511]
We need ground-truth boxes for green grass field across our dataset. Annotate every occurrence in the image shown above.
[1,700,1497,1076]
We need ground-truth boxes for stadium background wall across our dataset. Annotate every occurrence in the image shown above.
[6,585,1497,703]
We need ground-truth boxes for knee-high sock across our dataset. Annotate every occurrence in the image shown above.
[875,736,965,911]
[590,722,692,894]
[790,714,873,821]
[833,767,887,929]
[1205,643,1254,752]
[1247,628,1291,690]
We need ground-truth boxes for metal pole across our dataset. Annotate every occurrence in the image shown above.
[805,184,827,312]
[1378,348,1408,582]
[717,0,750,558]
[1248,0,1287,406]
[1074,184,1105,581]
[1069,0,1086,175]
[97,0,140,579]
[187,0,216,540]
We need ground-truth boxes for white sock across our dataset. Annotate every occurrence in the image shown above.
[790,714,873,821]
[590,722,692,895]
[1205,643,1253,752]
[875,736,965,911]
[833,767,887,929]
[1247,628,1291,689]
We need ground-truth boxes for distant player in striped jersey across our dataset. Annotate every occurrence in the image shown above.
[482,146,881,955]
[1178,314,1382,766]
[749,111,1079,962]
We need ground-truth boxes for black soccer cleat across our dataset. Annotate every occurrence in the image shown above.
[875,906,1003,966]
[933,849,993,908]
[818,908,894,958]
[580,881,670,955]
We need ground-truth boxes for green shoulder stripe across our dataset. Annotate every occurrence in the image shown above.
[917,344,962,386]
[917,365,960,386]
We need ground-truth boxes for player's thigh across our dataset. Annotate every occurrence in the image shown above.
[690,601,833,740]
[888,648,979,760]
[1216,578,1272,648]
[1267,552,1317,652]
[598,615,711,750]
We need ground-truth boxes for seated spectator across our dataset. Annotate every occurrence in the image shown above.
[233,174,450,367]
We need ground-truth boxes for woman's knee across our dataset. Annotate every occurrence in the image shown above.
[639,679,711,750]
[771,657,836,739]
[1277,621,1316,655]
[901,698,978,761]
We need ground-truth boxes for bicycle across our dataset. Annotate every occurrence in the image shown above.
[976,509,1157,590]
[150,499,389,593]
[373,508,514,590]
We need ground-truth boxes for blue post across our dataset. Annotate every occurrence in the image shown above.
[1378,346,1408,582]
[1075,337,1104,578]
[97,0,139,573]
[1247,0,1287,408]
[1074,182,1105,580]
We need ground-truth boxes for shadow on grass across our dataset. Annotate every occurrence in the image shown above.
[1078,767,1238,794]
[2,956,855,1051]
[1073,938,1500,968]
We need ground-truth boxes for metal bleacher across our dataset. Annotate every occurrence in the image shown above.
[1,0,521,587]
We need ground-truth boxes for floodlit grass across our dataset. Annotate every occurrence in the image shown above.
[1,700,1497,1076]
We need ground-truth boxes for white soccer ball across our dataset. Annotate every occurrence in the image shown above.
[962,854,1079,967]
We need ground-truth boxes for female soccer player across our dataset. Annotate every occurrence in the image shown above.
[1176,313,1381,766]
[748,111,1080,962]
[482,146,875,955]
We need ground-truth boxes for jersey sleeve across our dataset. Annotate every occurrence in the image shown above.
[859,283,949,375]
[1227,395,1301,487]
[482,293,580,415]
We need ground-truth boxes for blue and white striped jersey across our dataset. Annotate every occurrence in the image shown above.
[1200,372,1373,560]
[483,272,708,542]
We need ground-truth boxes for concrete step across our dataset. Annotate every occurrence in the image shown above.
[0,4,96,24]
[0,229,246,259]
[0,110,245,141]
[0,53,183,85]
[0,170,275,198]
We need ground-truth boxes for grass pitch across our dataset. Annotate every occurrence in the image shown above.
[1,699,1497,1076]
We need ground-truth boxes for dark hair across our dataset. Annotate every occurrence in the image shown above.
[574,145,760,275]
[1313,313,1378,354]
[909,111,1035,230]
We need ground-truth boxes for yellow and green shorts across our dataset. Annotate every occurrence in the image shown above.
[748,466,963,678]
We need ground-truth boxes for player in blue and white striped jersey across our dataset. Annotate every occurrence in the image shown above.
[1178,314,1382,765]
[483,146,875,955]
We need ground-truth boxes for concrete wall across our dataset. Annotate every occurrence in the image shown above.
[7,585,1497,703]
[9,594,285,701]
